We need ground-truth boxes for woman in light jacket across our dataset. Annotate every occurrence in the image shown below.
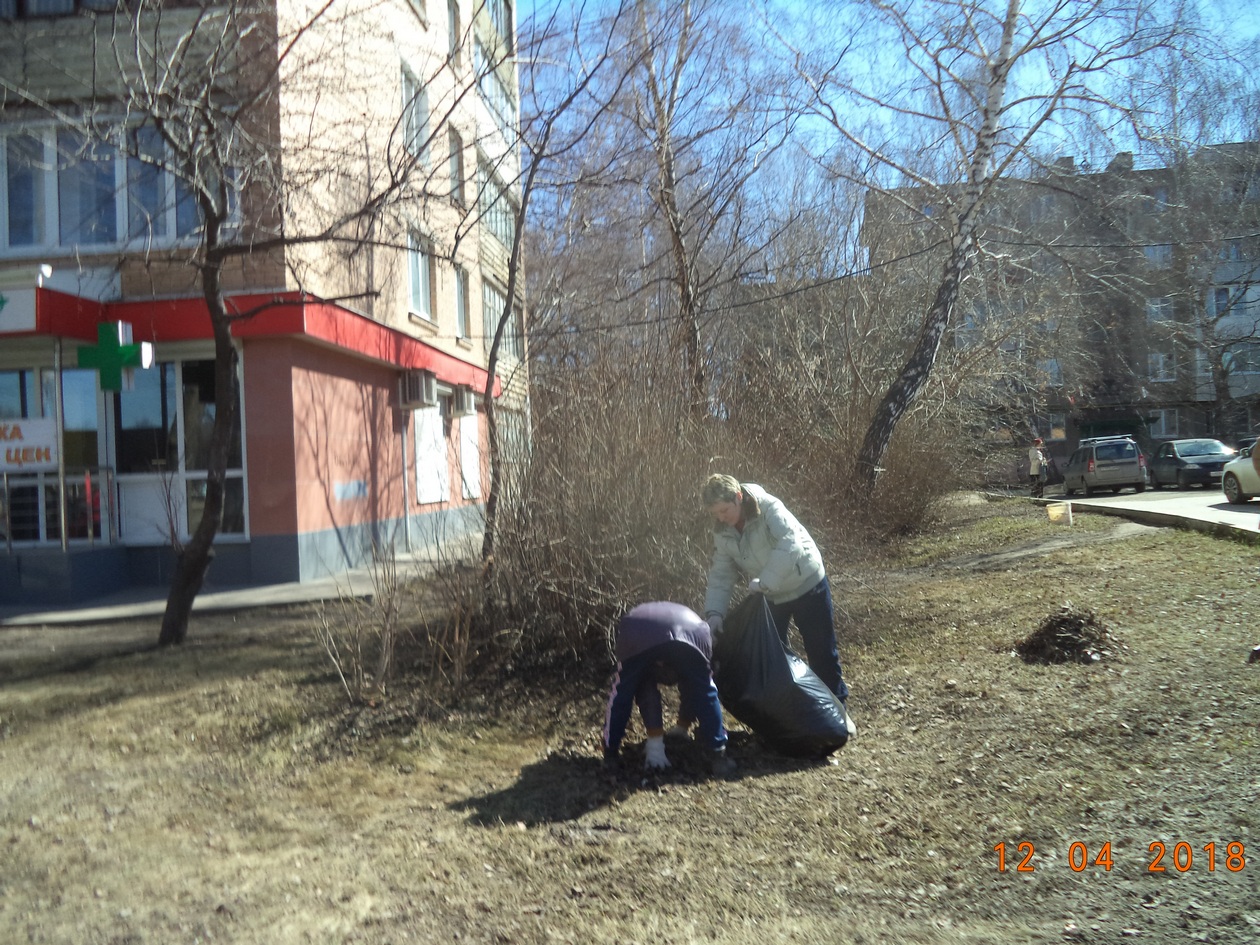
[701,474,851,708]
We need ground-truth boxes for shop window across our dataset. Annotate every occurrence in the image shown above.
[181,359,242,470]
[114,362,177,473]
[41,369,99,467]
[186,477,245,534]
[0,369,38,418]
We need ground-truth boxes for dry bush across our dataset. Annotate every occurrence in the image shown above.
[474,351,973,668]
[483,366,723,660]
[314,544,405,704]
[717,361,967,543]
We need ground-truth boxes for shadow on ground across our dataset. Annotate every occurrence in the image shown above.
[451,731,840,826]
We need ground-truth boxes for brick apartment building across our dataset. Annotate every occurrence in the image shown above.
[0,0,527,604]
[862,142,1260,467]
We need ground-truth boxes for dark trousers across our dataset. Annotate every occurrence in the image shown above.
[766,576,849,702]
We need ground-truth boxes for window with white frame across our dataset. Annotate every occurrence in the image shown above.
[454,265,469,338]
[448,128,465,204]
[407,231,434,320]
[504,301,523,358]
[1142,243,1173,268]
[477,159,515,248]
[1045,413,1067,441]
[1145,296,1174,323]
[414,405,450,505]
[448,0,461,63]
[482,279,503,351]
[57,129,117,246]
[486,0,514,55]
[1148,408,1178,438]
[460,410,480,498]
[1210,287,1232,318]
[1147,351,1175,382]
[1225,341,1260,375]
[473,39,518,140]
[5,132,48,247]
[1145,187,1169,212]
[482,279,522,358]
[2,124,236,254]
[1219,238,1244,261]
[402,67,429,160]
[405,0,428,26]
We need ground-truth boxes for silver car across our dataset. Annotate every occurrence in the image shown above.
[1222,448,1260,503]
[1062,436,1148,496]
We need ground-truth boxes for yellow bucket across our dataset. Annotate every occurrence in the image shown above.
[1047,502,1073,525]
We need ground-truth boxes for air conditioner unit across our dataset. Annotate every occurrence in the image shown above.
[400,369,438,409]
[453,385,477,416]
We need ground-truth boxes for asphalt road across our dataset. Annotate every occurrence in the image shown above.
[1044,482,1260,535]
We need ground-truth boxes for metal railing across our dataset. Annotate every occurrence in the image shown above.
[1,467,117,553]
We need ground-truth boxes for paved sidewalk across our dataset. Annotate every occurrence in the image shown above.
[0,554,438,628]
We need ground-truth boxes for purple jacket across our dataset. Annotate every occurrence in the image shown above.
[602,602,726,757]
[614,601,713,663]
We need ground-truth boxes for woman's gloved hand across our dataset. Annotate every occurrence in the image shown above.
[644,735,670,770]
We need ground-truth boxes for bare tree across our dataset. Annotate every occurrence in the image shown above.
[475,1,635,575]
[787,0,1190,498]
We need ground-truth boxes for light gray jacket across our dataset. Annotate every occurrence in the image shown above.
[703,483,825,617]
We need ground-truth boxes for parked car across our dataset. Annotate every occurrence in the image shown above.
[1148,438,1236,489]
[1062,436,1147,496]
[1222,447,1260,504]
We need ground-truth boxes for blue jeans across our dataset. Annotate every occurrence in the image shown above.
[766,576,849,702]
[603,641,727,756]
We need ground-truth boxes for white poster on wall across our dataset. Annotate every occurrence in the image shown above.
[414,406,449,505]
[460,414,480,499]
[0,417,58,472]
[0,288,36,334]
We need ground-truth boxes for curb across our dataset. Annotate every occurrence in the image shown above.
[982,492,1260,546]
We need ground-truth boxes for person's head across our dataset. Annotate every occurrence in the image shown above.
[1033,437,1043,446]
[703,473,743,527]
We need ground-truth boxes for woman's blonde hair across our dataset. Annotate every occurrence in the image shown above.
[701,473,741,507]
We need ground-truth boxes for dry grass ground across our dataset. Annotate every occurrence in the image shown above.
[1,495,1258,944]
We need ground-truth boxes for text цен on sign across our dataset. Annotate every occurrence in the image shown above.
[0,419,59,473]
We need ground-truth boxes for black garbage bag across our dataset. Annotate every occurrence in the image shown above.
[712,594,850,758]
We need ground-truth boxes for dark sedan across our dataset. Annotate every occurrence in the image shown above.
[1148,438,1237,489]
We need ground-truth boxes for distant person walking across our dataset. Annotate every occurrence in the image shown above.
[1028,438,1047,497]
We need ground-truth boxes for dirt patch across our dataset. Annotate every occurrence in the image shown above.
[1,497,1258,944]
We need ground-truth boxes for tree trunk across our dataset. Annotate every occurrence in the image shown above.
[158,256,238,645]
[850,0,1020,499]
[852,247,973,493]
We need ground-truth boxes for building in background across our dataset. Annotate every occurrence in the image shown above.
[0,0,527,604]
[861,142,1260,469]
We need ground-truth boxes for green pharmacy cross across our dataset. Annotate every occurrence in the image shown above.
[77,321,155,392]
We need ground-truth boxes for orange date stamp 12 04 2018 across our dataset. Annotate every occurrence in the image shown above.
[994,841,1247,874]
